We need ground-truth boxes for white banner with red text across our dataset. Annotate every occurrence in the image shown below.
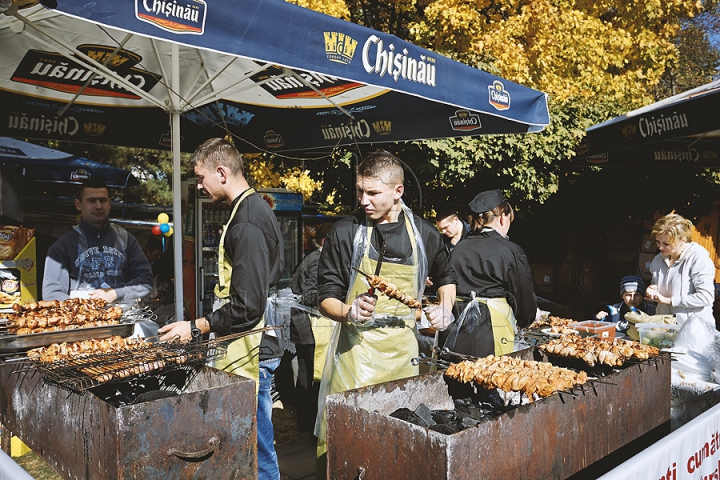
[600,401,720,480]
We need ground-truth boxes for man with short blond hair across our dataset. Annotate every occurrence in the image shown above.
[314,149,457,477]
[159,137,284,480]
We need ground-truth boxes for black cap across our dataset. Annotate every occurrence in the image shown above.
[468,189,504,214]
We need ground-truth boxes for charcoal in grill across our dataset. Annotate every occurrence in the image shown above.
[390,408,428,427]
[90,368,196,407]
[390,400,494,435]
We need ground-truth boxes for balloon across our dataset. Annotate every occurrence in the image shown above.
[151,225,161,236]
[160,223,170,233]
[157,213,169,224]
[164,227,174,237]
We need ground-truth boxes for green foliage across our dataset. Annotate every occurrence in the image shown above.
[292,0,720,220]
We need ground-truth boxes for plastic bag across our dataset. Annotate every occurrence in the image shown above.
[443,297,483,351]
[674,314,716,356]
[625,310,676,325]
[625,310,676,341]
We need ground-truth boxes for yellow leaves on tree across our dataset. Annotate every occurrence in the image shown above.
[281,167,324,201]
[245,158,323,202]
[287,0,350,19]
[407,0,702,108]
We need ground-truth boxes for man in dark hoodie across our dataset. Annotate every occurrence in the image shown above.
[158,138,284,480]
[42,179,153,308]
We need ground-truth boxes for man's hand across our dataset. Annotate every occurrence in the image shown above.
[158,320,192,342]
[425,305,454,331]
[347,292,377,325]
[89,288,118,304]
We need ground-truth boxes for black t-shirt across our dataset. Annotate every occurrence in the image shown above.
[317,211,456,305]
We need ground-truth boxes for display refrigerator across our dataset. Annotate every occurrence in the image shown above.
[195,188,303,318]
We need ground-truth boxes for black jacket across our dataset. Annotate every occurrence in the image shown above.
[205,190,284,360]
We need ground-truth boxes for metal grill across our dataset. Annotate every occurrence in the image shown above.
[414,346,674,412]
[26,340,226,395]
[327,346,672,480]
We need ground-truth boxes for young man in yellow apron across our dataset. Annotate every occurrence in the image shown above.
[159,138,284,480]
[313,150,457,479]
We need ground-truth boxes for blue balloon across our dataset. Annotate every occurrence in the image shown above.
[160,223,170,233]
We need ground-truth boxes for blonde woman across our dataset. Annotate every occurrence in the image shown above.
[645,213,716,326]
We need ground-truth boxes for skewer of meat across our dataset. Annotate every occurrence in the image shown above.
[527,315,576,331]
[28,336,150,363]
[3,298,124,334]
[444,354,588,401]
[537,334,660,367]
[28,336,198,385]
[364,273,422,309]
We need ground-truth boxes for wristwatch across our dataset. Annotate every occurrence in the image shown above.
[189,319,201,340]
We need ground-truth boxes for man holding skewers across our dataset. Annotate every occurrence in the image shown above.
[313,150,457,477]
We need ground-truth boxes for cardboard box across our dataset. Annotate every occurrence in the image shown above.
[578,261,601,297]
[640,234,658,253]
[531,263,554,293]
[556,253,582,293]
[607,226,641,251]
[638,252,656,279]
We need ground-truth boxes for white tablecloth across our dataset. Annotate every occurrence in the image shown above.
[600,348,720,480]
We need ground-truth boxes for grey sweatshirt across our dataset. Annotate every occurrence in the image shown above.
[43,219,154,307]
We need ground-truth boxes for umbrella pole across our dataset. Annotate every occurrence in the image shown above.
[171,43,184,323]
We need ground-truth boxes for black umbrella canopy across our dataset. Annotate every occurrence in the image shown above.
[576,79,720,166]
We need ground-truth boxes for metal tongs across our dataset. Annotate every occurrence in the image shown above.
[371,227,385,293]
[352,227,385,295]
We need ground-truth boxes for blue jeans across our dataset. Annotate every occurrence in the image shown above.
[258,357,281,480]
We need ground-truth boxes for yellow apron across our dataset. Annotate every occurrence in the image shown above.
[477,296,516,356]
[310,314,334,382]
[212,188,264,384]
[317,215,420,476]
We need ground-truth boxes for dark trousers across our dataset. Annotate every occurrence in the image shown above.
[294,343,318,432]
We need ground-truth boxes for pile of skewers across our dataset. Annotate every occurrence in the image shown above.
[1,298,123,335]
[537,334,661,368]
[27,335,149,363]
[444,354,588,402]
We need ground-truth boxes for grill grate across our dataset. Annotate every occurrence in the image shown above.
[32,340,226,395]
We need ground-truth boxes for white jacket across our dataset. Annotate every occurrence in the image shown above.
[650,241,716,325]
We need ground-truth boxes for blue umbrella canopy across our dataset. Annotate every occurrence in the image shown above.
[0,0,549,152]
[0,137,138,188]
[0,0,550,321]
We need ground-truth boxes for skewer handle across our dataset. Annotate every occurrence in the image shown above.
[351,267,376,294]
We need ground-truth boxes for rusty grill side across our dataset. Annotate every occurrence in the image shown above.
[326,351,671,480]
[0,363,257,480]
